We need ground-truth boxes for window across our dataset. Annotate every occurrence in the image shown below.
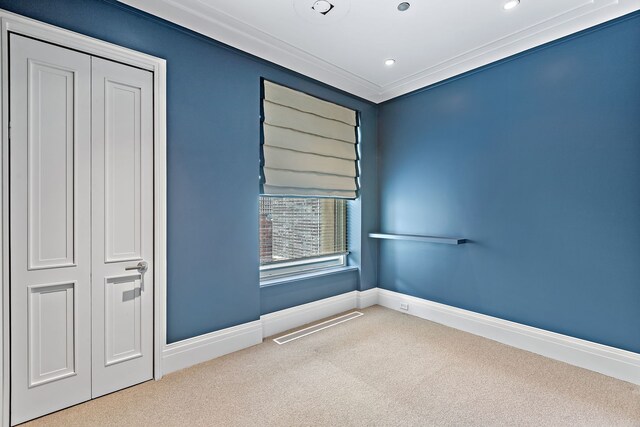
[259,196,347,279]
[259,80,358,280]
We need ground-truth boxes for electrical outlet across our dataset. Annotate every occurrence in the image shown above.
[400,303,409,311]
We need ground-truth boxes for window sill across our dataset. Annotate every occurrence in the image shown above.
[259,266,359,288]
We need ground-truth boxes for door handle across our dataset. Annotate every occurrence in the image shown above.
[125,261,148,272]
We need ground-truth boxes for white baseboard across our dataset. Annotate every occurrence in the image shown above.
[357,287,379,309]
[162,320,263,375]
[261,290,360,338]
[377,288,640,385]
[162,287,639,386]
[162,290,371,374]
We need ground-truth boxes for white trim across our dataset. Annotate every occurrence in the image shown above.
[378,0,640,102]
[356,288,378,309]
[260,254,347,281]
[162,290,369,374]
[159,286,640,387]
[0,16,8,426]
[261,290,359,338]
[117,0,640,103]
[161,321,263,375]
[0,9,167,425]
[118,0,381,101]
[376,288,640,386]
[153,52,168,384]
[260,265,358,288]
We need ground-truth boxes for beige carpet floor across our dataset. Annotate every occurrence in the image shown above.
[25,306,640,426]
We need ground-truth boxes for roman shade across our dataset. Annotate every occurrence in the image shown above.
[261,80,359,199]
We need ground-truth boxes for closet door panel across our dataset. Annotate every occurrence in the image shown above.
[91,56,154,398]
[9,34,92,426]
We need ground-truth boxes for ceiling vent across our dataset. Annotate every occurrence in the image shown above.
[294,0,350,24]
[312,0,334,15]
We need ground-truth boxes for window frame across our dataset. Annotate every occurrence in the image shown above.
[258,195,348,281]
[258,81,359,282]
[259,253,347,281]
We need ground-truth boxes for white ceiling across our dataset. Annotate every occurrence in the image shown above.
[119,0,639,103]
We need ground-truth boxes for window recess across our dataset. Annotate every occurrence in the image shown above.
[259,80,357,280]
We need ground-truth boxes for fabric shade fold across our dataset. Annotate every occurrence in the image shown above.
[261,80,359,199]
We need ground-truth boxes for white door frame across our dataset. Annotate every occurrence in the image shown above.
[0,9,168,426]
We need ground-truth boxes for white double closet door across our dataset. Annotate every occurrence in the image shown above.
[9,34,154,425]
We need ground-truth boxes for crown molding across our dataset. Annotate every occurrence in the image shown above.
[379,0,640,101]
[118,0,639,103]
[118,0,384,102]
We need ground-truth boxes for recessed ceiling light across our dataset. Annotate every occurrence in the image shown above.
[312,0,333,14]
[503,0,520,10]
[397,2,410,11]
[385,59,396,66]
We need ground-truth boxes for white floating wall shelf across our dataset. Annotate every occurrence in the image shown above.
[369,233,467,245]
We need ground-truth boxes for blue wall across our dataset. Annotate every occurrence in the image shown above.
[260,269,359,315]
[378,13,640,353]
[1,0,378,343]
[5,0,637,353]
